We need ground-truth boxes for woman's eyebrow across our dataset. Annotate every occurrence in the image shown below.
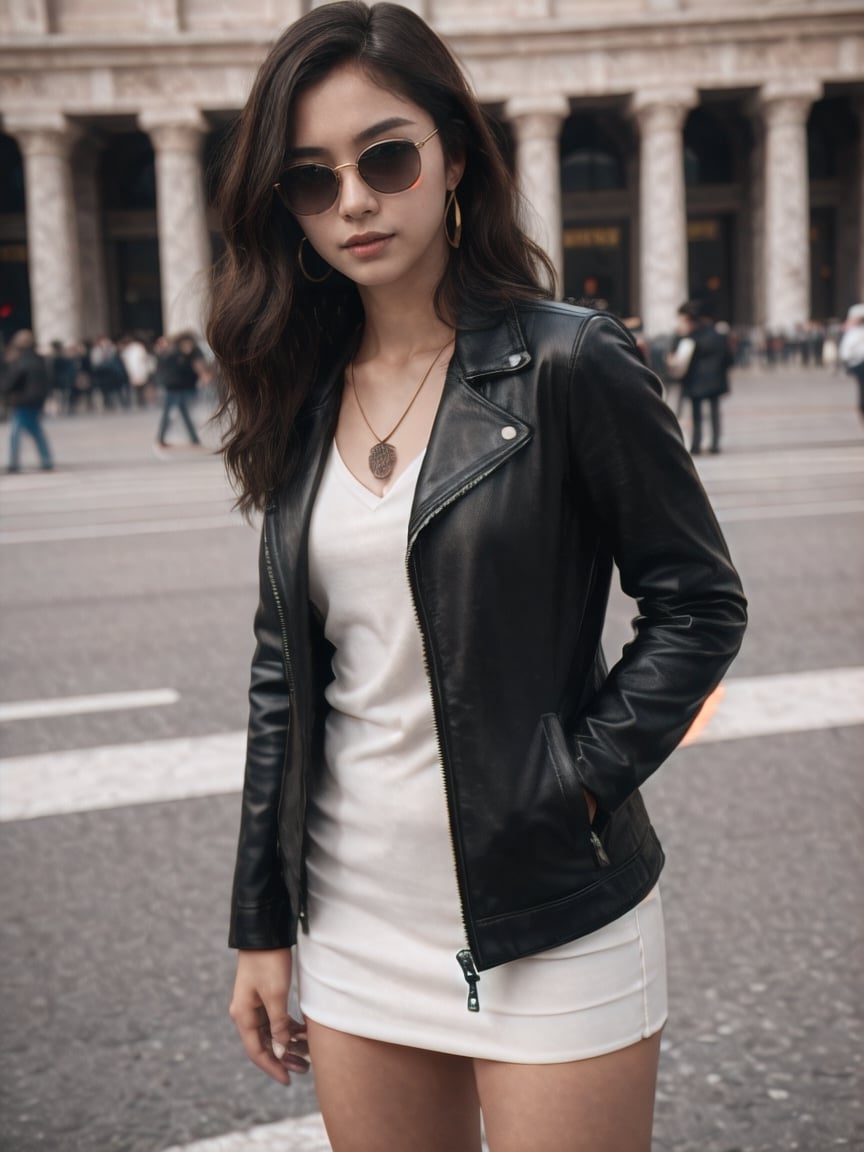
[288,116,418,160]
[354,116,416,144]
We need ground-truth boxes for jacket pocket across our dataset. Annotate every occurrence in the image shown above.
[541,713,607,861]
[470,712,609,920]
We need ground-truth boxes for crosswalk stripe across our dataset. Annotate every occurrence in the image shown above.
[716,499,864,522]
[0,732,246,821]
[159,1114,334,1152]
[0,515,247,545]
[687,667,864,743]
[1,668,862,824]
[0,689,180,722]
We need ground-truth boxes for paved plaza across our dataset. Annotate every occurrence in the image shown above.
[0,364,862,1152]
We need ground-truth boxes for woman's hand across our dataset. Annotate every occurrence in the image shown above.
[584,789,598,825]
[229,948,310,1085]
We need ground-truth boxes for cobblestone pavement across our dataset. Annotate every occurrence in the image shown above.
[0,366,862,1152]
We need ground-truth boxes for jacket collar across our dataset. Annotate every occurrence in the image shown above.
[409,303,533,547]
[454,302,531,381]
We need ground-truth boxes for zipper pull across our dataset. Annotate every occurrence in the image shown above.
[589,829,611,867]
[456,949,480,1012]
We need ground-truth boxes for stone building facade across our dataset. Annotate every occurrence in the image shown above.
[0,0,862,344]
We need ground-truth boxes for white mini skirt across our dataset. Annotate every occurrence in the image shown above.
[297,885,667,1064]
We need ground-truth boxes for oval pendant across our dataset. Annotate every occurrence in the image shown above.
[369,441,397,479]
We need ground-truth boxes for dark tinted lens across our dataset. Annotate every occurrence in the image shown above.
[280,164,338,215]
[358,140,421,194]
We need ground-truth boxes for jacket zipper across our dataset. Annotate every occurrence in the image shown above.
[406,464,506,1012]
[456,949,481,1012]
[589,828,611,868]
[263,516,308,930]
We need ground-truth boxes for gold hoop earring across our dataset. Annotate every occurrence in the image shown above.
[298,236,331,283]
[444,190,462,249]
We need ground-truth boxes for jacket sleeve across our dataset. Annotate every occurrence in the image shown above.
[228,523,295,949]
[0,361,23,396]
[567,313,747,816]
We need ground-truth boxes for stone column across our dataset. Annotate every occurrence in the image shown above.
[630,87,697,338]
[138,107,211,336]
[757,80,822,331]
[505,95,570,296]
[747,106,766,329]
[4,111,82,346]
[6,0,50,35]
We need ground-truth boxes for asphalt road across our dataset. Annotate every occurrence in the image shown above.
[1,366,862,1152]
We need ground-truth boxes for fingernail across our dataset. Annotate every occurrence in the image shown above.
[271,1039,286,1060]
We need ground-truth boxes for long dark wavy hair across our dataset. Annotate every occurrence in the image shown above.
[208,1,554,514]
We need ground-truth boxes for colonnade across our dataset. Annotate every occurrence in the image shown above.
[1,77,849,344]
[4,106,212,344]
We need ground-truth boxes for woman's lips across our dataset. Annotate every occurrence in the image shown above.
[343,233,392,258]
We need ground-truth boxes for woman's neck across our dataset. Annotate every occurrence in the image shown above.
[355,273,454,365]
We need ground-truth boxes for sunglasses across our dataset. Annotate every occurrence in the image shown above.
[274,128,440,216]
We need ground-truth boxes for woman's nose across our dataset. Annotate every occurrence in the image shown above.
[337,165,377,217]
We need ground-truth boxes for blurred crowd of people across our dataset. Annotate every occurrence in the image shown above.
[34,330,213,417]
[725,320,847,371]
[0,329,212,471]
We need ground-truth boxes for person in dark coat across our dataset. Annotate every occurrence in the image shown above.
[667,301,732,454]
[153,332,207,450]
[1,329,53,472]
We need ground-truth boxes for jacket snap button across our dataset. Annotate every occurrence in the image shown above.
[508,353,522,367]
[501,425,517,440]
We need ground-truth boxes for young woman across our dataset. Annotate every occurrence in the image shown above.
[208,5,747,1150]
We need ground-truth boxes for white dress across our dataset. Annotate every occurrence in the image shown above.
[297,440,667,1062]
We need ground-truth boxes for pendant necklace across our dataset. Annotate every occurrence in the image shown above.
[351,337,454,480]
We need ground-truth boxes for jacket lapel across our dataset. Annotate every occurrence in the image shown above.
[409,305,533,548]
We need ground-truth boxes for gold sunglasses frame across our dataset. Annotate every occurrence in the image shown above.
[273,128,440,215]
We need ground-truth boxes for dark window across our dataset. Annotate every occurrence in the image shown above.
[0,136,26,214]
[560,115,626,193]
[684,107,735,186]
[101,132,156,210]
[808,97,858,181]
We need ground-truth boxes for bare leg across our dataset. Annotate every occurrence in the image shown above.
[305,1017,483,1152]
[475,1030,663,1152]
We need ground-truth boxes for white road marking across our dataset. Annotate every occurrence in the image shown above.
[159,1115,334,1152]
[0,495,859,544]
[690,667,864,743]
[0,515,247,545]
[695,452,864,478]
[158,1112,491,1152]
[716,499,864,522]
[0,689,180,723]
[1,668,862,824]
[0,732,245,822]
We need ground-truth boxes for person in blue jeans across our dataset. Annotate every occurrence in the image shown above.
[1,330,53,472]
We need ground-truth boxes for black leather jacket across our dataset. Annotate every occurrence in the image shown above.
[229,302,747,984]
